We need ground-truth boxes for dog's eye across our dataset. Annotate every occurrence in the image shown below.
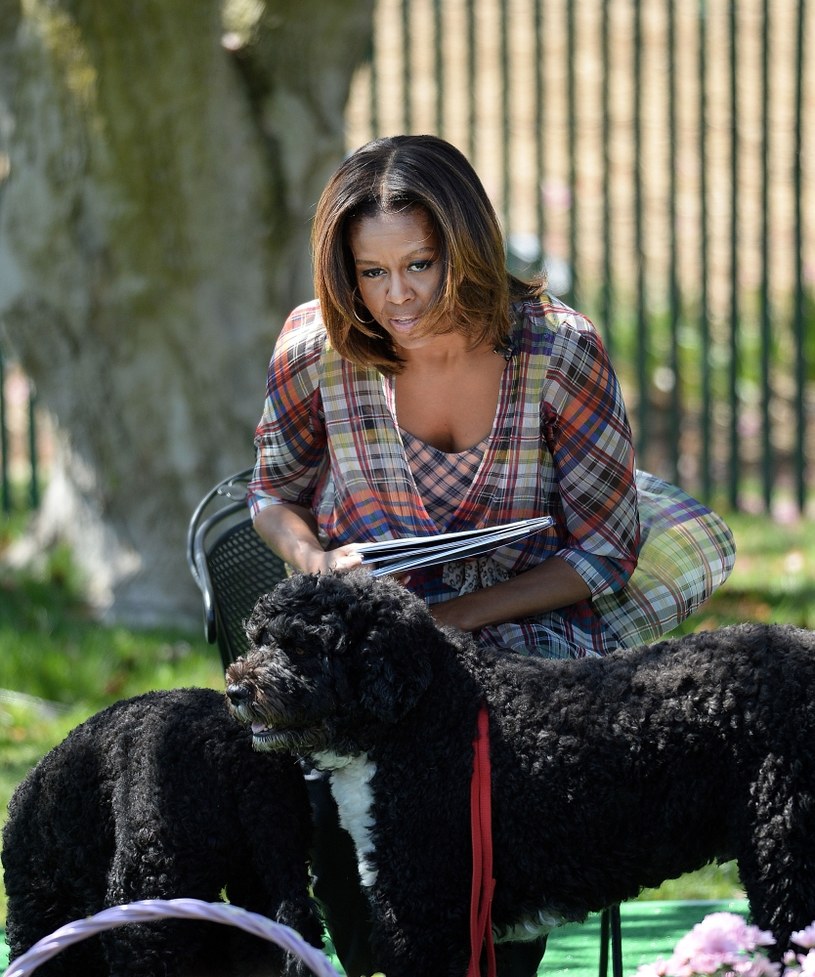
[291,647,308,657]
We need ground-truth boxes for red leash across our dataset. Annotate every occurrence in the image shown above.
[468,702,496,977]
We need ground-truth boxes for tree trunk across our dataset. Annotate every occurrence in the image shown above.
[0,0,374,625]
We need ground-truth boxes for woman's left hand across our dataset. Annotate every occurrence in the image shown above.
[426,556,592,634]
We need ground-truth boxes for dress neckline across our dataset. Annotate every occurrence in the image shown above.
[399,426,492,458]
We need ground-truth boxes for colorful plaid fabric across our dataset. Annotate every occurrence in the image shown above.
[249,296,736,658]
[401,428,488,530]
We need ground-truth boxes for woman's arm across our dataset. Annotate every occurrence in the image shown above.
[253,502,362,575]
[427,557,590,632]
[248,303,360,575]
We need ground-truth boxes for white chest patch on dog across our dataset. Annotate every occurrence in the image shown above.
[314,751,379,888]
[494,910,566,943]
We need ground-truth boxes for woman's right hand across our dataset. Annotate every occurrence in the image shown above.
[253,502,363,575]
[300,542,363,575]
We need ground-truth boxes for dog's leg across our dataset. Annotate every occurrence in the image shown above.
[3,758,110,977]
[738,753,815,957]
[223,758,324,977]
[359,804,474,977]
[3,856,107,977]
[304,770,377,977]
[101,766,234,977]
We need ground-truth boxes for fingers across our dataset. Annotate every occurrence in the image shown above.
[324,546,363,573]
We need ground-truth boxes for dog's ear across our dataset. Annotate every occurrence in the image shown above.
[357,634,433,723]
[350,579,437,724]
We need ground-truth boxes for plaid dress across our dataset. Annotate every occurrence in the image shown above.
[249,296,736,658]
[400,429,488,531]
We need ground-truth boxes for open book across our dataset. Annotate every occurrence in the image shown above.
[355,516,554,577]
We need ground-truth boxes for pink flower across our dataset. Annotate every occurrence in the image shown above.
[789,950,815,977]
[738,955,783,977]
[793,928,815,951]
[671,913,774,967]
[636,961,673,977]
[639,913,780,977]
[638,915,815,977]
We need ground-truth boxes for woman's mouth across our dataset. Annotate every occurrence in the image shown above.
[387,315,420,334]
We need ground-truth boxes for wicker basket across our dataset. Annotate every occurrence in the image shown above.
[3,898,342,977]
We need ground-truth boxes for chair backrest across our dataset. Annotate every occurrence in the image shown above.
[187,469,288,668]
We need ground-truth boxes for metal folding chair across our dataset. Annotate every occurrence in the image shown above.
[186,469,624,977]
[186,468,288,669]
[599,903,623,977]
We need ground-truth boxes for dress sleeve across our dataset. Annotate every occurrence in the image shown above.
[542,326,640,597]
[246,303,328,519]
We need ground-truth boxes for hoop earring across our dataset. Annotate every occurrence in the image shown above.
[352,287,375,325]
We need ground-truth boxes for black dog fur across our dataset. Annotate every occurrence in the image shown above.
[2,687,322,977]
[225,569,815,977]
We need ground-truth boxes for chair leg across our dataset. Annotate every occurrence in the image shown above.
[599,907,610,977]
[598,905,623,977]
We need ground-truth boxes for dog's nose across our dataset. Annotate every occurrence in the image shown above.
[226,683,249,705]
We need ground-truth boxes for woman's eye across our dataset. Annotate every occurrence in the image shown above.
[409,260,433,272]
[360,268,384,279]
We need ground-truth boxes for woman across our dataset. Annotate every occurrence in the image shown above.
[247,135,736,977]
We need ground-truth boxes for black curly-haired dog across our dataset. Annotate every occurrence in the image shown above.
[2,687,322,977]
[225,568,815,977]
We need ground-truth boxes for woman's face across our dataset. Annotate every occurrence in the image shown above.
[348,206,447,351]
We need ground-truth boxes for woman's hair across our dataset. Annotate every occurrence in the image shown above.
[311,134,540,372]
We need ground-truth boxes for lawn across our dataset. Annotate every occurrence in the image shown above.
[0,509,812,965]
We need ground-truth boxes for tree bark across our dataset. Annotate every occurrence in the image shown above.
[0,0,374,625]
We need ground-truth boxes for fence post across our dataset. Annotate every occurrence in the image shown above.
[793,0,808,513]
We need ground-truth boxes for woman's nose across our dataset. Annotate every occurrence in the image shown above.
[387,274,412,303]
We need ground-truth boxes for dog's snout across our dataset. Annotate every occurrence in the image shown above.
[226,682,250,705]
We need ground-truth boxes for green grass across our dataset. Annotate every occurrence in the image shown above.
[0,534,225,926]
[667,510,815,633]
[1,510,813,930]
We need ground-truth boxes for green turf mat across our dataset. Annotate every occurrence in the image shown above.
[543,900,749,977]
[0,900,749,976]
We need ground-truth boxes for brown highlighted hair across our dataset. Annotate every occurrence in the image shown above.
[311,134,539,373]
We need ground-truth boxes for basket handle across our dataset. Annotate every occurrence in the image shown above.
[4,898,342,977]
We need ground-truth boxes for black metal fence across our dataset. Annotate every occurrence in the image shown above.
[345,0,813,514]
